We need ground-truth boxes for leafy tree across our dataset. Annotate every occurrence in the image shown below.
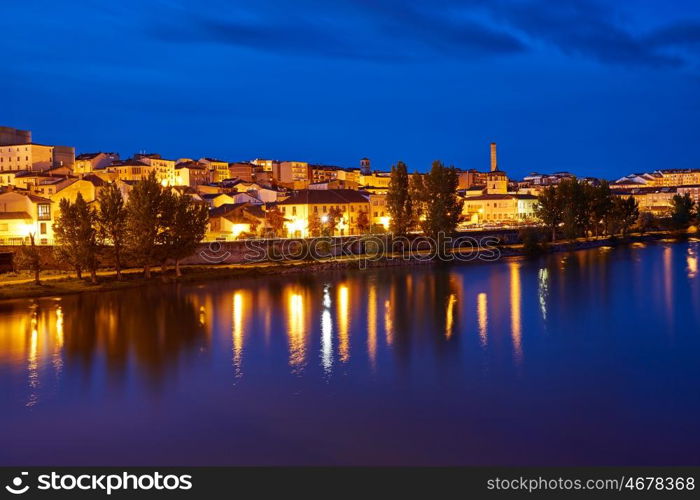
[264,206,286,238]
[590,181,613,237]
[518,227,547,257]
[408,172,426,230]
[421,161,463,238]
[610,195,639,236]
[159,192,210,277]
[325,206,343,236]
[15,233,42,285]
[54,197,82,278]
[386,161,412,235]
[535,185,563,242]
[356,209,370,234]
[637,211,655,235]
[558,178,590,239]
[308,212,322,237]
[671,193,696,229]
[125,172,163,279]
[54,193,100,282]
[97,182,127,280]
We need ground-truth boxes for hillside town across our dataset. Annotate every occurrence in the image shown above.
[0,124,698,246]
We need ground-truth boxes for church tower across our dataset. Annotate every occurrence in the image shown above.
[360,157,371,175]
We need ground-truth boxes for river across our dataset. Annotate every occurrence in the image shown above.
[1,240,699,465]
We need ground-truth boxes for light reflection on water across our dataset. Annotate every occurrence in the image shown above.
[1,241,700,465]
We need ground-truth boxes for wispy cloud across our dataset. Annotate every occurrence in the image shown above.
[487,0,687,68]
[147,0,525,62]
[143,0,700,69]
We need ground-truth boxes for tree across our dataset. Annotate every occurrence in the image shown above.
[535,185,563,242]
[671,193,695,230]
[325,206,343,236]
[307,212,322,237]
[610,195,639,236]
[408,172,426,231]
[421,161,463,239]
[97,182,127,280]
[125,172,163,279]
[386,161,412,235]
[54,197,82,278]
[159,192,210,277]
[264,206,286,238]
[637,211,655,235]
[54,193,100,283]
[590,181,613,237]
[356,209,370,234]
[557,178,590,239]
[15,233,42,285]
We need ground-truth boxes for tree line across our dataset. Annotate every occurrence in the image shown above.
[386,160,463,238]
[535,178,700,242]
[534,178,640,241]
[19,172,210,284]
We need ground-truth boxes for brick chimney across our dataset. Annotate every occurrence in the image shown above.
[490,142,497,172]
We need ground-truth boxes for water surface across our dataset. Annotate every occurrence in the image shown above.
[1,240,699,465]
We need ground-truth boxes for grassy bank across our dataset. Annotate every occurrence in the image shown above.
[0,231,688,301]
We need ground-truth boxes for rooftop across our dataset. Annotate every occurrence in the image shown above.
[278,189,369,205]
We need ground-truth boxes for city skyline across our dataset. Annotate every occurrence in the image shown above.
[3,0,700,178]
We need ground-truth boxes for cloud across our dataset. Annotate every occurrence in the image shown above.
[486,0,686,68]
[646,21,700,48]
[148,0,526,62]
[144,0,700,68]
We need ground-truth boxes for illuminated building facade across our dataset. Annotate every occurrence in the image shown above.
[278,189,370,237]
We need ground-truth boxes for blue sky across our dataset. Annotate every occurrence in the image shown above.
[2,0,700,179]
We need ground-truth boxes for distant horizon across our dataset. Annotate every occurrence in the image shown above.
[4,122,685,182]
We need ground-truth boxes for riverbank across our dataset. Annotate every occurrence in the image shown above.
[0,231,691,301]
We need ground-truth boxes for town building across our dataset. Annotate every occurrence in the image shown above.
[0,126,32,146]
[135,154,177,186]
[174,160,211,187]
[368,192,390,231]
[0,191,53,245]
[613,187,677,216]
[228,162,257,182]
[207,203,266,241]
[309,164,340,184]
[0,143,75,172]
[251,158,279,173]
[73,152,120,174]
[273,161,310,187]
[200,158,231,183]
[277,189,370,238]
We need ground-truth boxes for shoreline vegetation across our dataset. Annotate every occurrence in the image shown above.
[0,230,695,301]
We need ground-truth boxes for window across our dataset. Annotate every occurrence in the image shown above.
[292,206,297,216]
[37,204,50,220]
[40,223,47,235]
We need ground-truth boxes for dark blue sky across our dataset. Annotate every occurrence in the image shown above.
[2,0,700,179]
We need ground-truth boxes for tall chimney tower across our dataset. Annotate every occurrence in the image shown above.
[490,142,497,172]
